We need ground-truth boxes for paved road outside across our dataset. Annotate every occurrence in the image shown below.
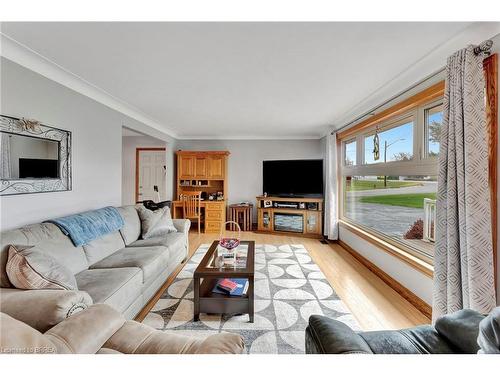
[347,181,436,197]
[344,181,436,237]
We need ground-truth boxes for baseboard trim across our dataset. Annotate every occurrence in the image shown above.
[337,239,432,320]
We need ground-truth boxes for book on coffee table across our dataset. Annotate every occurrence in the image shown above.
[212,278,249,296]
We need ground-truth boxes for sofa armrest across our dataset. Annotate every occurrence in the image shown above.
[306,315,373,354]
[45,304,125,354]
[478,306,500,354]
[173,219,191,234]
[196,332,245,354]
[435,309,484,353]
[0,288,92,333]
[103,320,244,354]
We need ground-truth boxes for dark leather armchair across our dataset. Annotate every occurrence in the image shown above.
[306,308,500,354]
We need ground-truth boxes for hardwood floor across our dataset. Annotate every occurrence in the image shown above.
[136,230,430,330]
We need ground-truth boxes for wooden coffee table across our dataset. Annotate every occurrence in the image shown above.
[193,240,255,322]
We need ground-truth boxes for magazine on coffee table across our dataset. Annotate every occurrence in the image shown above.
[211,278,249,296]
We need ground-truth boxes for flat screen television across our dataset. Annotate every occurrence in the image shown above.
[19,158,59,178]
[263,159,323,198]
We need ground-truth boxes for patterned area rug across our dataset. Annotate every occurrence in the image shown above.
[143,243,360,354]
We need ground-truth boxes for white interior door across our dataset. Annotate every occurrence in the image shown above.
[137,150,166,202]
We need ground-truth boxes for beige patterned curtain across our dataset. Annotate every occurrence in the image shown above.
[433,45,496,321]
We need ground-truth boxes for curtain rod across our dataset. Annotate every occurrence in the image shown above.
[331,39,494,135]
[474,39,493,56]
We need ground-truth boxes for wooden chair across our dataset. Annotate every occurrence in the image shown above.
[181,191,202,233]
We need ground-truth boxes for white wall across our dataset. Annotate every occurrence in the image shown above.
[176,139,324,219]
[0,58,169,230]
[339,226,433,304]
[121,135,170,206]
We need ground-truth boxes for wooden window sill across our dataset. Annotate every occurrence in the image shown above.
[339,220,434,278]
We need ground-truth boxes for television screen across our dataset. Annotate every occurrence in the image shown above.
[19,158,59,178]
[263,159,323,197]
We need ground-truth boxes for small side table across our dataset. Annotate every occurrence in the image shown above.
[228,204,253,231]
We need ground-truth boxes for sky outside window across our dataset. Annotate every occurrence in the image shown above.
[345,140,356,165]
[426,105,443,156]
[364,121,413,164]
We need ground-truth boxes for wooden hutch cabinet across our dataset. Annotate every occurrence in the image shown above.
[173,151,229,233]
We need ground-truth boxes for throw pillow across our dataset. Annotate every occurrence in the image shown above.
[137,206,177,239]
[6,245,78,290]
[146,207,177,238]
[137,205,163,238]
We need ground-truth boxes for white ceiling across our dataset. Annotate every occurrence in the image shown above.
[0,22,479,138]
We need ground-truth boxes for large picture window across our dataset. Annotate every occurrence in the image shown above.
[339,88,443,263]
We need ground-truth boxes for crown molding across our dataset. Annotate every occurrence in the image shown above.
[175,134,323,140]
[0,33,179,139]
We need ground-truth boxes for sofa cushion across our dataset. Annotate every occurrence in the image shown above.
[75,268,142,313]
[89,246,170,284]
[6,245,78,290]
[137,206,177,239]
[82,231,126,266]
[1,223,89,287]
[128,232,185,249]
[360,327,456,354]
[148,207,177,237]
[128,233,187,265]
[117,206,141,245]
[167,234,188,265]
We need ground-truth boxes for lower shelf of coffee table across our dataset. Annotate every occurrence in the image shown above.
[198,277,250,314]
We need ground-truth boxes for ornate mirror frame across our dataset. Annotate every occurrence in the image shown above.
[0,115,72,196]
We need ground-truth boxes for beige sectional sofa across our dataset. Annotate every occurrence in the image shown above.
[0,205,190,332]
[1,304,244,354]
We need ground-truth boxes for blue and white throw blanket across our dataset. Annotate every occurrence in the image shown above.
[47,206,124,246]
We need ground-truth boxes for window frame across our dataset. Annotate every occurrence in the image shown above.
[341,107,438,179]
[343,137,357,166]
[423,99,444,159]
[337,83,445,268]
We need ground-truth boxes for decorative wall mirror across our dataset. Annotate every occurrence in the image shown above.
[0,115,72,196]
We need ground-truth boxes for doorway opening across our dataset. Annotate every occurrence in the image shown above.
[121,126,168,206]
[135,148,167,203]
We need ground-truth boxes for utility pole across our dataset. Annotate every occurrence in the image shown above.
[383,138,405,187]
[384,140,387,187]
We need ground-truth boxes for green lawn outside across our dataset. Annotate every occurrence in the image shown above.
[346,179,422,191]
[358,193,437,209]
